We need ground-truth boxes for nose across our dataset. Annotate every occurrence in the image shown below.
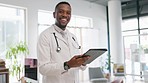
[62,14,66,18]
[62,12,68,17]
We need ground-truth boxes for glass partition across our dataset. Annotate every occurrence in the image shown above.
[123,34,148,81]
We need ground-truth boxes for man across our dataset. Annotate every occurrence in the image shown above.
[37,1,90,83]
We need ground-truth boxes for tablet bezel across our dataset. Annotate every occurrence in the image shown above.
[83,49,107,65]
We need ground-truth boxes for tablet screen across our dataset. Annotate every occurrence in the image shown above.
[83,49,107,65]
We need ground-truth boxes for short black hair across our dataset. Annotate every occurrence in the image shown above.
[55,1,71,11]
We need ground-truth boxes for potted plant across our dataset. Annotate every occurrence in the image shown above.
[100,54,111,73]
[5,41,29,82]
[140,45,148,54]
[144,48,148,54]
[99,53,112,80]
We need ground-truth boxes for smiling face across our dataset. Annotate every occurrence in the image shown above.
[53,3,71,30]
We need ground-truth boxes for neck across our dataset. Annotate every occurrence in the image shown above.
[55,24,66,31]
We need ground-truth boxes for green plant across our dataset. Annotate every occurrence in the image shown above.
[6,41,29,81]
[99,54,108,72]
[100,53,113,73]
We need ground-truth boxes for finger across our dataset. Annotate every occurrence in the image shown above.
[73,56,80,59]
[74,55,81,58]
[77,59,85,65]
[81,57,89,61]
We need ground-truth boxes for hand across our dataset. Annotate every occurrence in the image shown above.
[81,55,90,66]
[67,55,90,68]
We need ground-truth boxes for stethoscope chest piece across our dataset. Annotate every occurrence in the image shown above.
[56,47,61,52]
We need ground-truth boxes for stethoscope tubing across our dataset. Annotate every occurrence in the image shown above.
[72,37,81,49]
[53,33,61,52]
[53,33,80,52]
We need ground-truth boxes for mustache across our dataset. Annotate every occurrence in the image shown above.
[60,16,69,19]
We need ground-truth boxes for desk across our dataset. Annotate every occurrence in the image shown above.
[0,68,9,83]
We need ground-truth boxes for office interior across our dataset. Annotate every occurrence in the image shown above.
[0,0,148,83]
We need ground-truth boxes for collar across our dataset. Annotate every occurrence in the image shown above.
[53,24,68,35]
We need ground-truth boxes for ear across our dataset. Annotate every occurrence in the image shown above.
[53,12,55,18]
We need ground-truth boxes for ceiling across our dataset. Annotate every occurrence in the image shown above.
[83,0,132,6]
[83,0,148,18]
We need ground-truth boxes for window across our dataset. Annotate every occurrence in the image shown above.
[122,18,138,31]
[0,5,26,58]
[122,31,138,36]
[68,15,93,28]
[140,16,148,29]
[38,10,54,35]
[122,1,148,81]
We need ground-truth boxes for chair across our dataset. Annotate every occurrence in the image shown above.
[88,67,108,83]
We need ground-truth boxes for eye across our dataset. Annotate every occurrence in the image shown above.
[58,10,64,14]
[67,11,71,15]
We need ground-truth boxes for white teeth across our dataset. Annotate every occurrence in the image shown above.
[61,19,67,21]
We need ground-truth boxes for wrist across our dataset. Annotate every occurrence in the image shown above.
[64,62,70,70]
[82,64,86,66]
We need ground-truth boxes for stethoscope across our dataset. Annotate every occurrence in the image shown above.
[53,33,81,52]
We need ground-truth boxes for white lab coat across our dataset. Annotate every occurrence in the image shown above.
[37,24,86,83]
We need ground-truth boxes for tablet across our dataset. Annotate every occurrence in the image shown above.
[82,49,107,65]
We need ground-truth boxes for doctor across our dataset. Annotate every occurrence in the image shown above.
[37,1,90,83]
